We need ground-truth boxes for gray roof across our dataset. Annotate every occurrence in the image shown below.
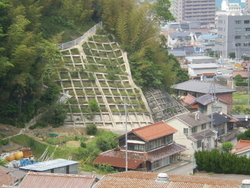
[232,114,250,120]
[188,63,219,69]
[196,94,227,105]
[208,113,231,126]
[175,111,212,127]
[19,159,78,172]
[185,55,214,61]
[188,129,215,141]
[169,50,186,57]
[172,80,236,94]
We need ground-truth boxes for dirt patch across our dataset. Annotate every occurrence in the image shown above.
[0,124,22,138]
[66,140,81,148]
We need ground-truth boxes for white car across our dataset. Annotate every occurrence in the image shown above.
[217,70,222,75]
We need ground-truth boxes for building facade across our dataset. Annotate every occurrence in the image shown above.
[216,12,250,59]
[171,0,216,25]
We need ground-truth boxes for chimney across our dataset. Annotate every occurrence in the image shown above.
[155,173,169,183]
[195,112,199,120]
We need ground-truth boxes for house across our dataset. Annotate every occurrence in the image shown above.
[172,80,236,112]
[0,166,26,187]
[196,94,228,115]
[93,122,186,172]
[188,63,219,81]
[196,34,217,52]
[233,114,250,128]
[19,158,78,174]
[167,32,196,49]
[208,112,231,138]
[231,70,248,81]
[233,139,250,158]
[93,171,243,188]
[181,94,198,111]
[165,111,215,155]
[15,172,96,188]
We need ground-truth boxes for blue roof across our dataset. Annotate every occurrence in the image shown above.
[201,35,218,40]
[19,159,78,172]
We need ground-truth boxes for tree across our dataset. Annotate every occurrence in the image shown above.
[221,142,233,152]
[229,52,235,59]
[152,0,175,22]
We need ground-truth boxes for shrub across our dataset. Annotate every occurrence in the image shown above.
[86,124,97,135]
[221,142,233,152]
[1,138,9,145]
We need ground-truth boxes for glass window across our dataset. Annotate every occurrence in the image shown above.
[235,20,241,24]
[235,43,241,46]
[134,144,144,151]
[244,20,250,24]
[234,28,242,32]
[201,124,206,130]
[191,127,197,133]
[235,35,241,39]
[197,140,202,148]
[183,128,188,134]
[245,28,250,31]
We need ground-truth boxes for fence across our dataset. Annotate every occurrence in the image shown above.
[58,22,102,50]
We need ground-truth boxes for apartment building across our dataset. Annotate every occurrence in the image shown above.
[216,12,250,59]
[171,0,216,25]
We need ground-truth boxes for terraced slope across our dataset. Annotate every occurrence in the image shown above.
[57,26,153,132]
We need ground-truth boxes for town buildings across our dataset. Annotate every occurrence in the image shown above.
[170,0,216,25]
[216,11,250,59]
[93,122,186,171]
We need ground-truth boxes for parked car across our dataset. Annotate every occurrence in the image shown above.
[217,70,222,75]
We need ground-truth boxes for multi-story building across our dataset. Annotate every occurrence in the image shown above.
[216,12,250,59]
[171,0,216,26]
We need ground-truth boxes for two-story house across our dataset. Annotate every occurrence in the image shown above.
[165,111,215,155]
[93,122,186,171]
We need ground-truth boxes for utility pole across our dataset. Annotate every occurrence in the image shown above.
[122,102,130,171]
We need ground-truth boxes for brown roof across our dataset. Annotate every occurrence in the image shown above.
[93,143,186,168]
[231,70,248,78]
[93,155,144,169]
[233,139,250,154]
[94,171,242,188]
[131,121,177,141]
[175,111,212,127]
[17,172,96,188]
[182,94,196,106]
[0,169,15,187]
[188,129,215,142]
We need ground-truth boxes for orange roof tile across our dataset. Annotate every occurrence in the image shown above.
[233,139,250,154]
[0,169,15,187]
[131,121,177,141]
[231,70,248,78]
[17,172,96,188]
[94,171,242,188]
[182,94,196,106]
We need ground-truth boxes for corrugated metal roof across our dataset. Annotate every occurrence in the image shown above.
[185,55,214,61]
[17,172,96,188]
[94,171,242,188]
[172,80,236,94]
[208,113,230,126]
[188,129,215,141]
[19,158,78,171]
[188,63,219,69]
[131,121,178,141]
[169,50,186,57]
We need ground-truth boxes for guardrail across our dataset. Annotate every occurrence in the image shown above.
[58,22,102,50]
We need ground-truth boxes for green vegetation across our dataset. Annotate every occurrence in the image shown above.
[195,149,250,174]
[237,129,250,140]
[86,124,97,135]
[44,136,87,145]
[221,142,233,152]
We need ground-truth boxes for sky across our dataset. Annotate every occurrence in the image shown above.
[216,0,246,8]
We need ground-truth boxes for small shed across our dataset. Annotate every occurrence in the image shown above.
[19,158,78,174]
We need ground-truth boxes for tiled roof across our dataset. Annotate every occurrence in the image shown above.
[182,94,196,106]
[131,121,177,141]
[17,172,96,188]
[174,111,212,127]
[231,70,248,78]
[196,94,227,105]
[94,171,242,188]
[93,143,186,168]
[172,80,236,94]
[203,73,216,75]
[188,129,215,142]
[233,139,250,154]
[208,113,230,126]
[0,169,16,187]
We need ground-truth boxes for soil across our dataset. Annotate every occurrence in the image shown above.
[0,124,22,138]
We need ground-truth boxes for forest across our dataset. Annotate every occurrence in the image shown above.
[0,0,189,126]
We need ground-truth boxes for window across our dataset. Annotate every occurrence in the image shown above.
[134,144,145,151]
[201,124,206,130]
[197,140,202,148]
[152,160,160,169]
[235,35,241,39]
[245,35,250,39]
[150,138,165,150]
[245,28,250,31]
[213,106,222,112]
[234,28,242,32]
[244,20,250,24]
[165,134,173,144]
[183,128,188,134]
[235,20,241,24]
[235,43,241,46]
[191,126,197,133]
[244,43,248,46]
